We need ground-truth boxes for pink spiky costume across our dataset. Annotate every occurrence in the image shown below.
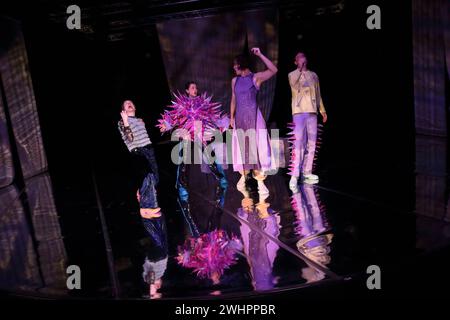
[156,92,229,144]
[176,229,243,281]
[157,92,241,282]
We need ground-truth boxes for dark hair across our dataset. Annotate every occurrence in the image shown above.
[185,81,197,91]
[121,100,129,111]
[121,99,136,111]
[234,54,251,70]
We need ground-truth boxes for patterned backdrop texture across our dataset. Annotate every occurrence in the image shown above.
[0,17,67,292]
[156,9,279,122]
[412,0,450,221]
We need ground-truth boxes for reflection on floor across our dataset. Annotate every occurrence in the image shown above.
[1,143,448,299]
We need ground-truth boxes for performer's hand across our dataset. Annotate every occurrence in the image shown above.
[321,112,328,123]
[120,110,129,125]
[229,117,235,129]
[136,189,141,202]
[251,47,262,57]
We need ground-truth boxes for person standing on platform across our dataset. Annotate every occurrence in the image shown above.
[288,52,327,192]
[230,47,277,218]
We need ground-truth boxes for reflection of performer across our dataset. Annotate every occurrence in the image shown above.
[288,52,327,191]
[292,184,329,237]
[157,82,228,237]
[158,83,240,284]
[291,184,332,283]
[230,47,277,218]
[238,209,280,291]
[137,192,168,299]
[117,100,167,298]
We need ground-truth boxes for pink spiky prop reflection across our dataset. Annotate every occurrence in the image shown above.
[290,193,304,236]
[156,92,229,143]
[290,183,330,238]
[176,230,243,281]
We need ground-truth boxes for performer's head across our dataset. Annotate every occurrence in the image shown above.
[294,52,308,70]
[233,54,251,75]
[122,100,136,116]
[185,81,198,98]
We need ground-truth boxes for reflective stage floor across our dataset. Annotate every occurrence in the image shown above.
[1,142,449,300]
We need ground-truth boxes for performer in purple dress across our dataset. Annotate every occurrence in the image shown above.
[230,47,277,218]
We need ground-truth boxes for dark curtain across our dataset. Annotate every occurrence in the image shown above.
[412,0,449,221]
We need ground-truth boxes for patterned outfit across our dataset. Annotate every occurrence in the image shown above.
[118,116,167,286]
[118,116,159,209]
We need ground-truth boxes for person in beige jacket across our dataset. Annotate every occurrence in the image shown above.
[288,52,327,191]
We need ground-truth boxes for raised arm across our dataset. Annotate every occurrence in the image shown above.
[229,77,237,128]
[252,47,278,87]
[119,110,134,142]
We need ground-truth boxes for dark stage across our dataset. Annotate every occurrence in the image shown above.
[1,0,449,305]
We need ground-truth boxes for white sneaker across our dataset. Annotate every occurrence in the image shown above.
[303,178,318,185]
[289,176,299,193]
[303,173,319,180]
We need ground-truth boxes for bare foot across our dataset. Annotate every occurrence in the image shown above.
[241,197,254,212]
[150,292,162,299]
[149,283,162,299]
[256,202,270,219]
[140,208,162,219]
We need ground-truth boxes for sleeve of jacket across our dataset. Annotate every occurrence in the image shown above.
[118,120,134,142]
[288,71,298,90]
[314,73,326,114]
[288,72,294,87]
